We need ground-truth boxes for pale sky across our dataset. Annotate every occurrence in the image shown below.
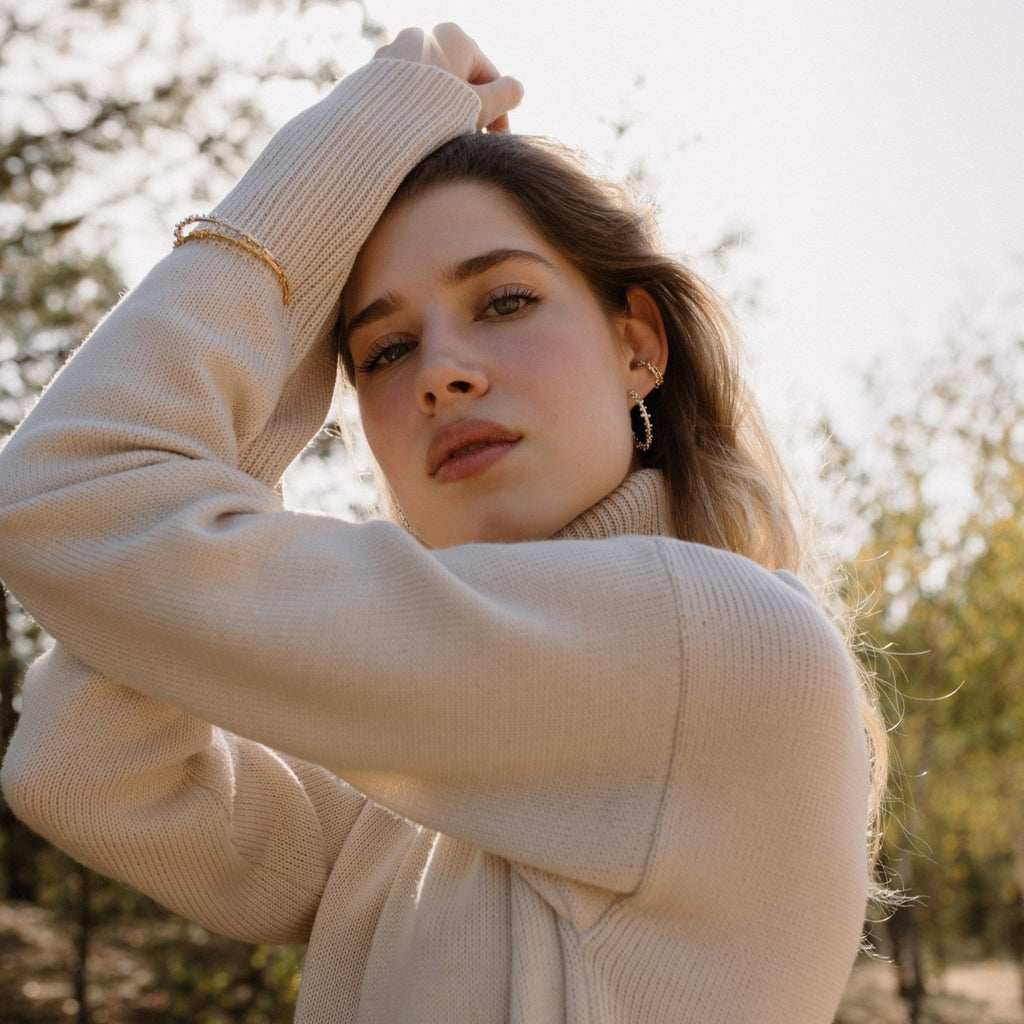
[78,0,1023,467]
[366,0,1023,447]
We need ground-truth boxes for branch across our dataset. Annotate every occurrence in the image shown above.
[0,69,213,166]
[0,96,147,165]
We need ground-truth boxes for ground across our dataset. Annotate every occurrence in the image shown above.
[2,900,1023,1023]
[838,960,1024,1024]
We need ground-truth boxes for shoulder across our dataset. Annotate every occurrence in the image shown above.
[643,536,858,718]
[651,536,844,645]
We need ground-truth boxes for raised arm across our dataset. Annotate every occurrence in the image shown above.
[0,28,517,939]
[0,24,865,921]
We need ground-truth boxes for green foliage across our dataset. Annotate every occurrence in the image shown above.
[823,307,1024,967]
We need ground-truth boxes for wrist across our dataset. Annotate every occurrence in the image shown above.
[210,60,480,311]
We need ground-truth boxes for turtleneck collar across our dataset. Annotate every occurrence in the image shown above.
[552,469,675,542]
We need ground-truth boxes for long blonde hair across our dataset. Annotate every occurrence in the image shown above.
[335,132,888,888]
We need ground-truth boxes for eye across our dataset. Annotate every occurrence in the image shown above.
[357,336,417,375]
[480,286,539,320]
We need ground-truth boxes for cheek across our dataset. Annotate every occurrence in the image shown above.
[575,336,635,445]
[526,308,623,381]
[356,387,409,475]
[559,323,630,405]
[540,369,631,472]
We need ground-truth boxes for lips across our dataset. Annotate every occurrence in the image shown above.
[427,419,522,479]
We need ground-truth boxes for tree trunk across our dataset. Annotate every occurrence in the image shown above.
[886,900,925,1024]
[886,654,941,1024]
[1006,810,1024,1006]
[73,863,92,1024]
[1008,889,1024,1008]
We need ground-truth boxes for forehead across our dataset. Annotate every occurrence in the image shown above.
[347,181,553,299]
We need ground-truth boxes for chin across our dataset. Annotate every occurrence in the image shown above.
[407,471,631,548]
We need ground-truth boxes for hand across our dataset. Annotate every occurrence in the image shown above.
[374,22,524,132]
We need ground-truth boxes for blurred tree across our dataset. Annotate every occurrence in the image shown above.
[1,0,387,430]
[821,287,1024,1010]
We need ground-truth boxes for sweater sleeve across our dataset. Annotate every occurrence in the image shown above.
[0,58,486,938]
[5,645,375,943]
[0,57,868,913]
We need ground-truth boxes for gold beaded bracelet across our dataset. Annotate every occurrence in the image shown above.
[173,214,291,306]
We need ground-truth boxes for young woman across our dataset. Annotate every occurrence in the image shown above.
[0,24,879,1023]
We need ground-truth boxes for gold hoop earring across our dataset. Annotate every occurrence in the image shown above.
[631,359,664,389]
[628,390,653,451]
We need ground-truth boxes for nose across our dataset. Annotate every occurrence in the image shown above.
[415,323,489,414]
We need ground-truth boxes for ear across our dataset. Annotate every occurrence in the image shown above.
[620,285,669,398]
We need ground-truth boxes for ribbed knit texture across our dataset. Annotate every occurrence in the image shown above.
[0,60,869,1022]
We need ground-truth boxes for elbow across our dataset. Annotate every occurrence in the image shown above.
[1,699,87,850]
[0,653,146,857]
[1,746,31,827]
[0,727,68,849]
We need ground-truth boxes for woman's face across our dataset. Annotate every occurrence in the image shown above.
[344,181,640,548]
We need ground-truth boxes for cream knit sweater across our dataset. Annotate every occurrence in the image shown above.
[0,60,869,1022]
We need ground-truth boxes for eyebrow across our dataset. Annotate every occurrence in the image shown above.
[344,292,402,339]
[344,248,556,337]
[442,247,555,286]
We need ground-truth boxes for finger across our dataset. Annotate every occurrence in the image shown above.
[466,50,501,86]
[374,26,428,64]
[432,21,504,86]
[423,23,483,79]
[474,75,524,132]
